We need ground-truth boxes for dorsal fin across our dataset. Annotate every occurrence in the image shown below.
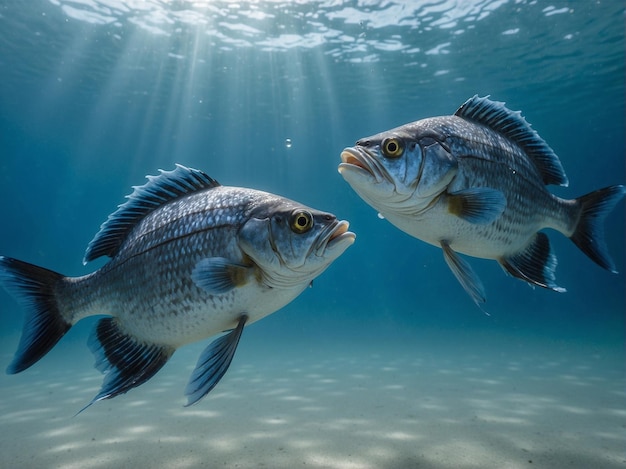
[455,95,569,187]
[83,164,220,263]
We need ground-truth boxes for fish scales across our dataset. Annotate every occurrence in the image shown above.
[62,189,255,344]
[411,116,574,257]
[121,188,251,256]
[420,116,547,181]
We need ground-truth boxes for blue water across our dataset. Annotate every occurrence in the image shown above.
[0,1,624,468]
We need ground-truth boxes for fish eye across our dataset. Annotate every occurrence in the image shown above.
[381,137,404,158]
[290,210,314,234]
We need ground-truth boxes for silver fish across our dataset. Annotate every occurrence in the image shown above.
[339,96,624,305]
[0,165,355,410]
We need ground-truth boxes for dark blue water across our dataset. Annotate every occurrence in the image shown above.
[0,1,624,467]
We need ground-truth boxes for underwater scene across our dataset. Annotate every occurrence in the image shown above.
[0,1,624,468]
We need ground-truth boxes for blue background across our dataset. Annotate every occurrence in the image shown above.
[0,1,623,360]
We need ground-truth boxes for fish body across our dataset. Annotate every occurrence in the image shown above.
[339,96,624,304]
[0,165,355,409]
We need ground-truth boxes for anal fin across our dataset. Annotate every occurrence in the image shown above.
[78,318,174,414]
[441,241,486,305]
[185,315,248,406]
[499,232,566,292]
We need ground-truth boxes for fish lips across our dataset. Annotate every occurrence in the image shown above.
[339,146,392,186]
[313,220,355,259]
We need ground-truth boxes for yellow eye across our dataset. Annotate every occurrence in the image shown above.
[290,210,314,234]
[381,137,404,158]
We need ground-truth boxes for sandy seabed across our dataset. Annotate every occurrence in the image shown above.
[0,329,623,469]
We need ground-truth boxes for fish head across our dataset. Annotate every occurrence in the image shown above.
[238,199,355,289]
[339,124,458,216]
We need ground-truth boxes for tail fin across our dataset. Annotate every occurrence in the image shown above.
[570,185,625,272]
[0,256,71,374]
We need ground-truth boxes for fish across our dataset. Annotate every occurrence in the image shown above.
[339,95,624,305]
[0,164,355,411]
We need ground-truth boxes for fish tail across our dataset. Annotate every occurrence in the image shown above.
[0,256,71,374]
[570,185,625,273]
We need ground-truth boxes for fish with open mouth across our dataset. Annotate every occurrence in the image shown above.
[0,165,355,411]
[339,95,624,305]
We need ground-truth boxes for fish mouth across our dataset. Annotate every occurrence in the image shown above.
[338,147,389,184]
[314,220,355,257]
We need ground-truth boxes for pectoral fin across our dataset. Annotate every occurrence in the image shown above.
[447,188,506,224]
[185,315,248,406]
[192,257,252,294]
[441,241,486,305]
